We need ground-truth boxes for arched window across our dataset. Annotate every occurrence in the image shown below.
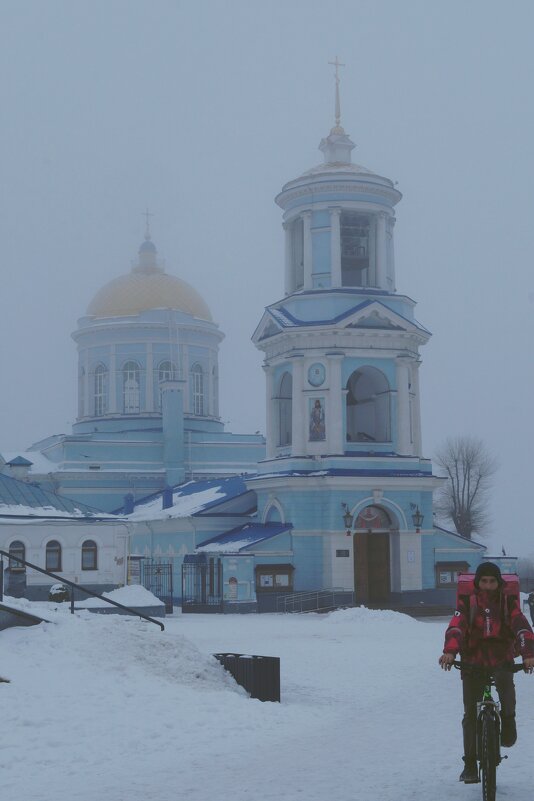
[346,367,390,443]
[159,360,174,382]
[191,364,204,416]
[9,541,25,572]
[158,360,175,410]
[46,540,62,571]
[265,504,282,523]
[278,372,292,446]
[81,540,98,571]
[94,364,108,417]
[123,361,140,414]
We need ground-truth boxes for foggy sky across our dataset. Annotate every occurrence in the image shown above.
[1,0,533,556]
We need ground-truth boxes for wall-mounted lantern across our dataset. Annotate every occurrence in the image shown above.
[410,503,424,533]
[341,503,354,536]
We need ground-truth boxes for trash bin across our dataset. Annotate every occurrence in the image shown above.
[214,653,280,702]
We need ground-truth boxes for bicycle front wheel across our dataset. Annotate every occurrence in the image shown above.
[480,710,498,801]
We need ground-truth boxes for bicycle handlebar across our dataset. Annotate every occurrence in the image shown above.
[452,660,527,674]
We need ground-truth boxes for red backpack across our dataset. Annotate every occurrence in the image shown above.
[456,573,521,629]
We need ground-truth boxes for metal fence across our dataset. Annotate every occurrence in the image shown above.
[276,588,354,614]
[181,558,223,613]
[141,560,173,614]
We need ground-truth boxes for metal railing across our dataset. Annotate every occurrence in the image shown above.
[0,549,164,631]
[276,588,354,614]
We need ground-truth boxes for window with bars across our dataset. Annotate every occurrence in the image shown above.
[9,541,26,572]
[123,361,140,414]
[191,364,204,416]
[46,540,62,572]
[94,364,107,416]
[81,540,98,571]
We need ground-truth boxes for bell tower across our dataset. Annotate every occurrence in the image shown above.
[253,67,430,465]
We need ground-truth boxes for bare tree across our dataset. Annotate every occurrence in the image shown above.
[434,436,498,539]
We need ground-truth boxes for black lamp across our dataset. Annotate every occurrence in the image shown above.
[341,503,354,536]
[410,503,424,533]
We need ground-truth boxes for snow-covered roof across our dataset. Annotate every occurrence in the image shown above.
[196,522,292,553]
[0,473,107,518]
[124,476,256,521]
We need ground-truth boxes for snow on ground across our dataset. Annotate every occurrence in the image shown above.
[2,605,534,801]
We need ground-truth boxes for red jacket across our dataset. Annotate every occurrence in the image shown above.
[443,589,534,667]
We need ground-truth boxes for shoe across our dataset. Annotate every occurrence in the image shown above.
[501,715,517,747]
[459,760,479,783]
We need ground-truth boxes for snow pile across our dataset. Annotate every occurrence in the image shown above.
[74,584,163,608]
[325,604,421,627]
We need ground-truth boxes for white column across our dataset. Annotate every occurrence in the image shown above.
[387,216,396,291]
[283,222,292,296]
[302,211,313,290]
[396,356,412,455]
[109,345,117,413]
[327,354,344,453]
[145,343,154,412]
[411,359,423,456]
[329,207,342,287]
[264,365,275,459]
[376,212,387,289]
[291,357,305,455]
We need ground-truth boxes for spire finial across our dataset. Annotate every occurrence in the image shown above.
[143,208,154,240]
[328,56,345,132]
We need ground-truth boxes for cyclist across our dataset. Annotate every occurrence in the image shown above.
[438,562,534,784]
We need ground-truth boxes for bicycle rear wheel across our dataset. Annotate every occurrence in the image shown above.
[480,710,498,801]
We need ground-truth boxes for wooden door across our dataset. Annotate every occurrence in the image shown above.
[368,533,390,602]
[354,533,369,603]
[354,532,390,603]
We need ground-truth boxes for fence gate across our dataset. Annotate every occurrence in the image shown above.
[182,556,223,613]
[141,560,173,613]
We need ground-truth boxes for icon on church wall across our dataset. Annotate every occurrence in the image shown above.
[309,397,326,441]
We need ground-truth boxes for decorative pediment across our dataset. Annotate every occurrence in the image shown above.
[341,301,427,336]
[252,311,284,344]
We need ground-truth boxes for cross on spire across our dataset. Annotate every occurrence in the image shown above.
[143,208,154,240]
[328,56,345,130]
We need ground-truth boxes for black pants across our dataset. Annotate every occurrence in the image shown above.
[462,667,516,761]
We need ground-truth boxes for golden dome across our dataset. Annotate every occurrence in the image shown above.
[86,238,212,321]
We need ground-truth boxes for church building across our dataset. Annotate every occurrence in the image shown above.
[2,221,264,512]
[1,74,494,611]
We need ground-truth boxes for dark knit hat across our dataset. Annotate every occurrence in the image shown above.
[474,561,504,588]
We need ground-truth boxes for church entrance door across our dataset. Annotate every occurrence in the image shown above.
[353,505,392,604]
[353,533,390,603]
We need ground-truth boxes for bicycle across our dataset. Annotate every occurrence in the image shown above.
[452,660,525,801]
